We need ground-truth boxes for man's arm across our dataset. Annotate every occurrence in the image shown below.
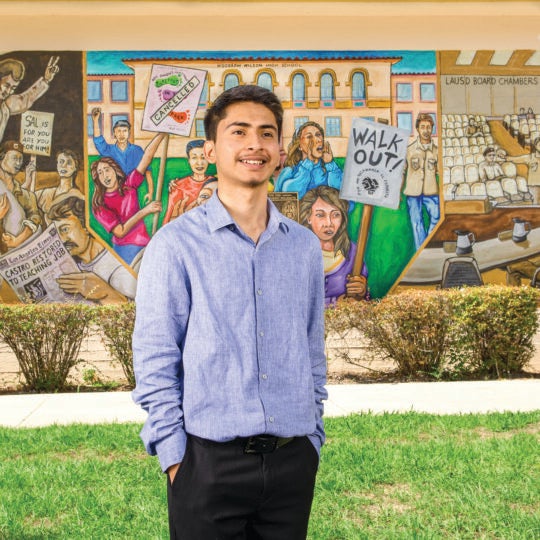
[306,241,328,454]
[132,229,190,472]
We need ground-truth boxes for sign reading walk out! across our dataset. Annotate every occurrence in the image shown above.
[142,64,207,137]
[340,118,409,210]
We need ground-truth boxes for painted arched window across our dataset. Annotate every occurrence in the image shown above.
[257,72,273,91]
[292,73,306,102]
[224,73,239,91]
[320,73,334,100]
[352,72,366,99]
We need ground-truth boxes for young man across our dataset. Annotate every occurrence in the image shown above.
[0,140,42,253]
[163,139,217,224]
[132,85,327,540]
[48,193,136,303]
[403,113,440,250]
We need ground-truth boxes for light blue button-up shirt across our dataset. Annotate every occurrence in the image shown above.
[132,191,327,472]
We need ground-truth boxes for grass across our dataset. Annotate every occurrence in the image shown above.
[0,412,539,539]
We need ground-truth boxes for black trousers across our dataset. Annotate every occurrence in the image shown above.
[167,434,319,540]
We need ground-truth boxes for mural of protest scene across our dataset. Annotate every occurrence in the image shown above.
[86,50,438,304]
[0,51,95,303]
[7,49,540,305]
[398,50,540,292]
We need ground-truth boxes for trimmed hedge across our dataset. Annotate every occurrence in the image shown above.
[326,286,539,380]
[0,303,95,392]
[94,302,136,387]
[0,285,538,391]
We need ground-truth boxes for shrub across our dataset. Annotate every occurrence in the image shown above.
[95,302,136,387]
[446,286,539,377]
[361,290,453,377]
[325,286,539,380]
[0,303,95,392]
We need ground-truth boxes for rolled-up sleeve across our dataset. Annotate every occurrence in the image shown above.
[131,229,191,472]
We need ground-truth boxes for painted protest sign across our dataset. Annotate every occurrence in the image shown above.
[20,111,54,156]
[340,118,409,210]
[142,64,207,136]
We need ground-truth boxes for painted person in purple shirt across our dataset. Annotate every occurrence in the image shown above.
[300,185,369,306]
[132,85,327,540]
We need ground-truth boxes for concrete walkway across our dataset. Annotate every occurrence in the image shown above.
[1,379,539,428]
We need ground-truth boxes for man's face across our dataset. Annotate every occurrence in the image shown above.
[188,147,209,175]
[485,150,496,163]
[204,101,280,189]
[96,162,119,190]
[0,74,19,101]
[54,215,90,258]
[308,197,342,244]
[496,149,507,162]
[417,120,433,144]
[57,153,77,179]
[299,125,324,161]
[1,149,23,175]
[113,126,130,144]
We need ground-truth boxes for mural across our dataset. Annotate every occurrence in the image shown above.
[398,50,540,291]
[1,49,538,305]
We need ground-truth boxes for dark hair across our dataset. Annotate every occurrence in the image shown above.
[415,113,434,130]
[48,195,86,226]
[186,139,205,157]
[202,177,218,188]
[90,157,126,212]
[204,85,283,142]
[0,59,24,81]
[113,119,131,130]
[483,146,496,157]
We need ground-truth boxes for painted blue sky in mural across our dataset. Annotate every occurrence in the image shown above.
[87,50,436,75]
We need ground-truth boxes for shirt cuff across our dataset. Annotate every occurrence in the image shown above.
[155,429,188,473]
[307,433,322,456]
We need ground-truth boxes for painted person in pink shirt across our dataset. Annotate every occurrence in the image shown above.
[90,133,165,264]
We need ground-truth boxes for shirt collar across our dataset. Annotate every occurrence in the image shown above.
[205,189,289,235]
[417,139,434,151]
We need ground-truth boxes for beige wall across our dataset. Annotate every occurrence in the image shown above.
[1,2,539,51]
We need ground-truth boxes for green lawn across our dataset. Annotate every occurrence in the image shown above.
[1,412,539,539]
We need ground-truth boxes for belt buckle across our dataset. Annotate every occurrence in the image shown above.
[244,435,278,454]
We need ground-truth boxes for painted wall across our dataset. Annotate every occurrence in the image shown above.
[0,50,540,304]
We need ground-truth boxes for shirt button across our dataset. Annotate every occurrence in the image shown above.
[269,416,274,423]
[259,331,264,337]
[228,225,235,231]
[257,289,263,295]
[261,373,268,380]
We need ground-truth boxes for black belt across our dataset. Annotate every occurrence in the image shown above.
[242,435,295,454]
[191,434,295,454]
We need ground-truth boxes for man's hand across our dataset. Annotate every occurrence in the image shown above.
[44,56,60,83]
[167,463,181,484]
[2,232,17,249]
[57,272,108,300]
[24,155,36,190]
[91,107,102,121]
[0,194,10,220]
